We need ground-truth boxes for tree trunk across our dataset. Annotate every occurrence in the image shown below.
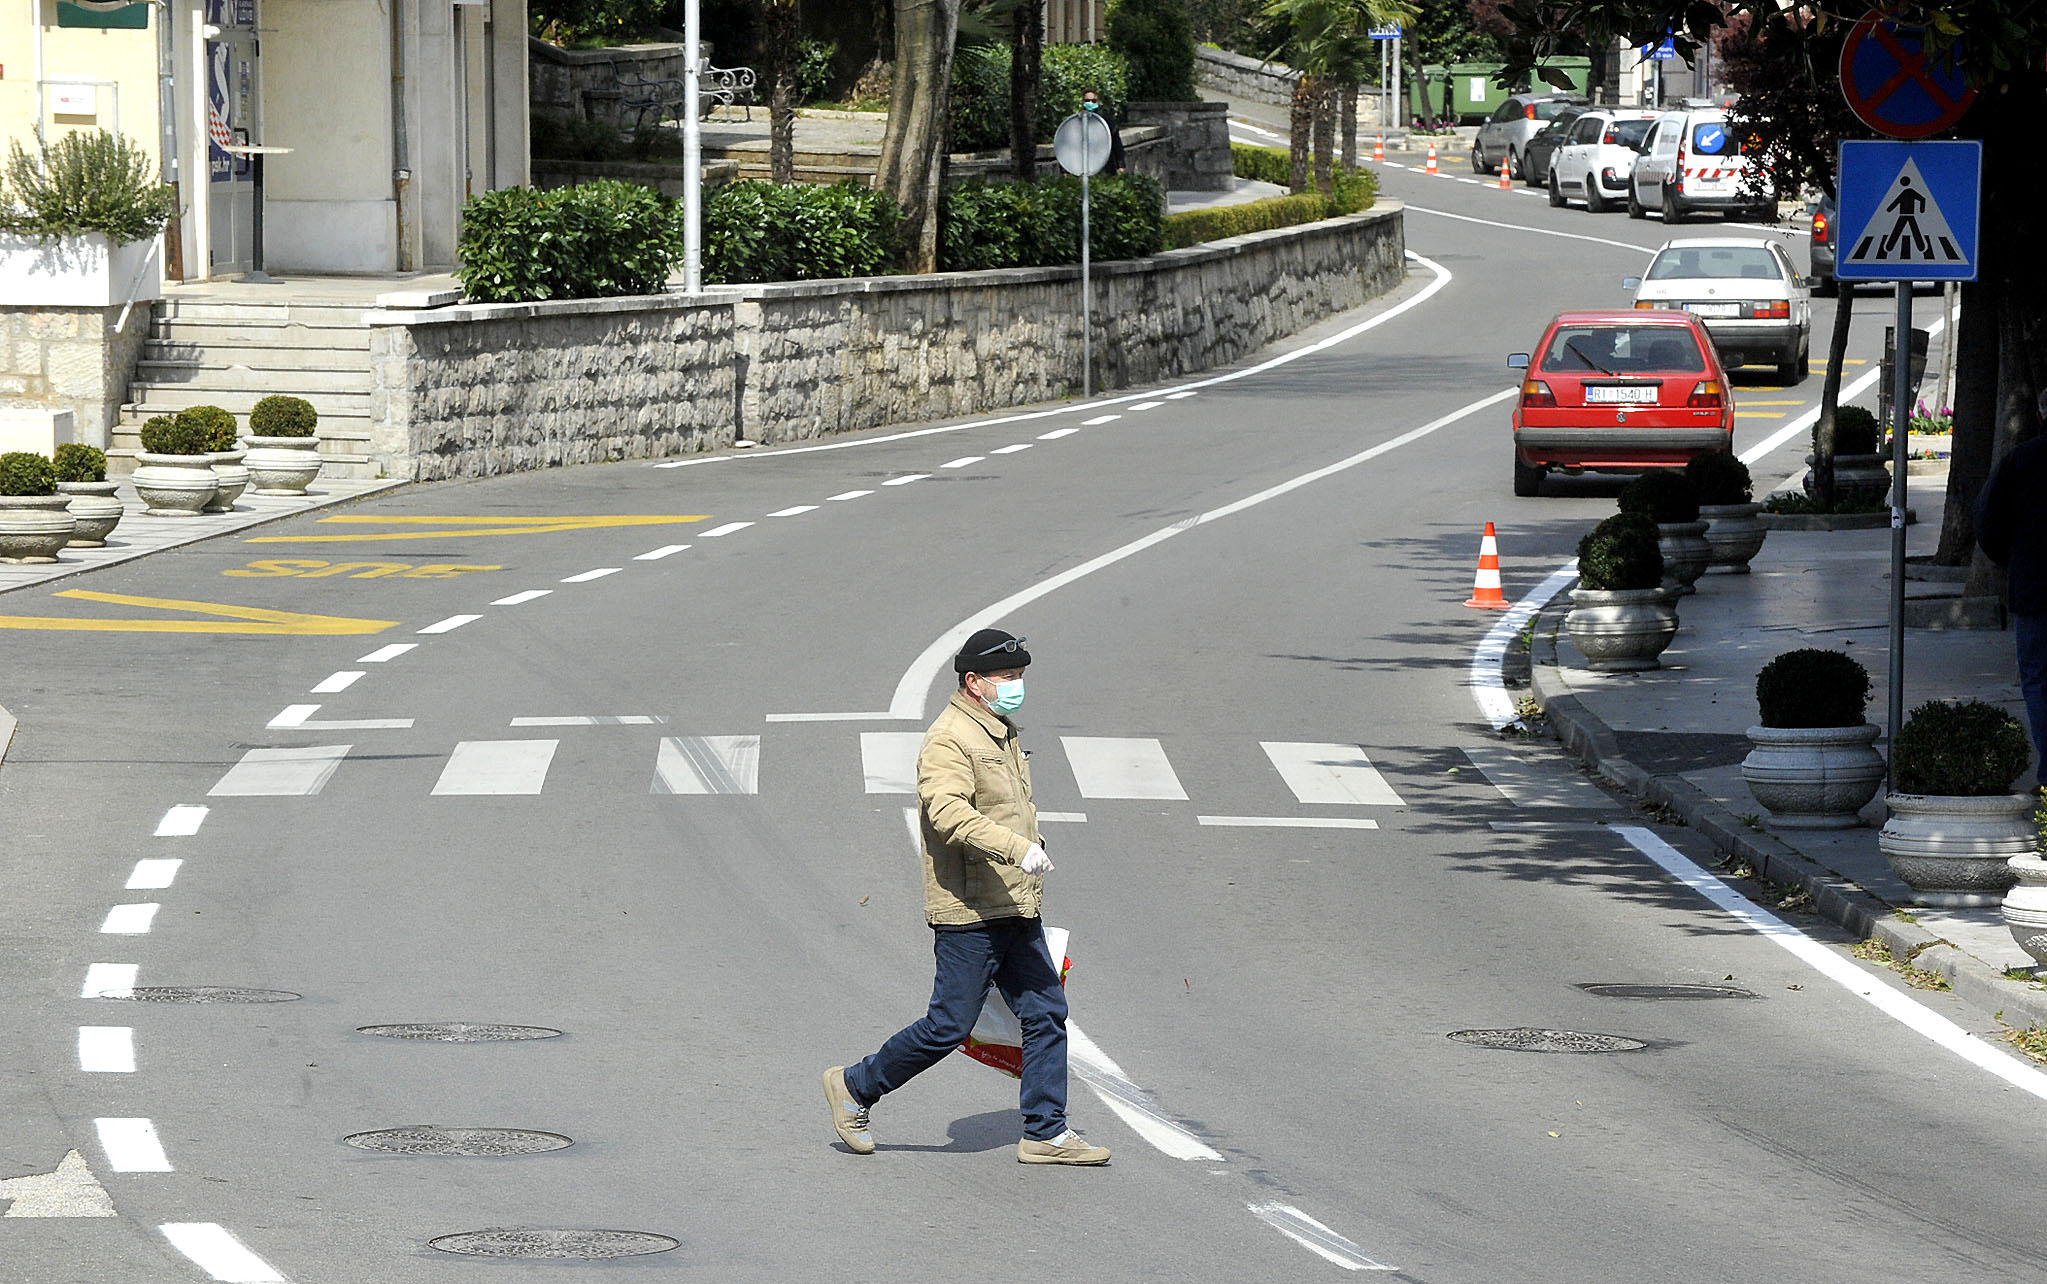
[1812,287,1855,507]
[877,0,963,273]
[1009,0,1043,181]
[765,0,800,184]
[1312,78,1336,192]
[1288,74,1313,191]
[1339,79,1357,172]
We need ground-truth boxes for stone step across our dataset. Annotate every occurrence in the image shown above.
[124,386,373,417]
[147,321,375,349]
[732,162,878,183]
[156,301,376,329]
[143,341,376,371]
[130,362,372,394]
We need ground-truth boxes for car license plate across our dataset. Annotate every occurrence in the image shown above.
[1686,303,1741,317]
[1586,385,1660,404]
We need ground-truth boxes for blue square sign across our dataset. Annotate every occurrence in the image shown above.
[1834,140,1981,281]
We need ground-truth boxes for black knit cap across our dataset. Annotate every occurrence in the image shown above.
[955,627,1031,674]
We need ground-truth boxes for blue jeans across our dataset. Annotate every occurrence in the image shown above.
[2018,614,2047,791]
[844,916,1070,1141]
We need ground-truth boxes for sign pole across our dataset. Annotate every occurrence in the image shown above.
[1081,162,1092,400]
[1887,283,1912,789]
[682,0,702,292]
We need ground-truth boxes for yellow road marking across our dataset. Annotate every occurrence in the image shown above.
[1740,400,1808,406]
[249,515,708,545]
[0,590,396,635]
[1735,411,1788,419]
[224,559,501,579]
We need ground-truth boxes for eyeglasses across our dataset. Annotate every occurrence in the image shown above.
[977,634,1028,657]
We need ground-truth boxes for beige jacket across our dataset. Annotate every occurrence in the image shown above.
[917,690,1042,926]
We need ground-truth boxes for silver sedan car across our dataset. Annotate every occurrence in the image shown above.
[1625,237,1814,381]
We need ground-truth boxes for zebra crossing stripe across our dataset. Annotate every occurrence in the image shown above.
[209,746,351,797]
[1261,742,1403,806]
[1062,737,1187,800]
[861,732,924,794]
[432,741,558,795]
[652,736,760,794]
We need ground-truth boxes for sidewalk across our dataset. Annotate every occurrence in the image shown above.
[1526,472,2047,1029]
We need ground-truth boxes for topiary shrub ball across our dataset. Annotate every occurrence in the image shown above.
[1893,700,2033,796]
[1685,450,1752,505]
[249,394,319,437]
[52,442,108,484]
[1618,470,1702,524]
[1755,648,1871,728]
[137,413,209,455]
[1831,405,1881,456]
[0,451,58,497]
[1576,512,1664,591]
[176,405,240,452]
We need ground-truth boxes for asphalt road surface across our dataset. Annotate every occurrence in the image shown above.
[4,166,2036,1284]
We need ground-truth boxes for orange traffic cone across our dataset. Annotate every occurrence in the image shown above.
[1465,522,1511,609]
[1499,158,1512,190]
[1373,134,1385,163]
[1425,143,1439,175]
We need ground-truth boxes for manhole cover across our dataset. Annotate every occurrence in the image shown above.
[114,987,301,1004]
[428,1230,678,1259]
[1579,983,1757,1001]
[356,1023,562,1043]
[344,1127,573,1156]
[1447,1028,1648,1053]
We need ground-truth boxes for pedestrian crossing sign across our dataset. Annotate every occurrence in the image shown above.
[1835,140,1980,281]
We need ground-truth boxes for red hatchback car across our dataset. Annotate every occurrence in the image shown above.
[1508,310,1736,496]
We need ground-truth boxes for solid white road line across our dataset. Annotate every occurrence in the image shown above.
[78,1027,134,1073]
[882,474,929,485]
[154,805,208,836]
[418,614,481,634]
[310,671,362,694]
[82,964,138,999]
[767,505,818,517]
[126,859,182,890]
[1038,428,1079,439]
[492,590,553,605]
[1459,744,1614,808]
[209,746,351,797]
[889,255,1470,718]
[763,710,899,722]
[357,643,416,663]
[432,741,559,796]
[1261,742,1404,805]
[1407,204,1657,256]
[991,443,1033,454]
[1614,826,2047,1101]
[861,732,925,794]
[1082,414,1121,425]
[941,456,983,469]
[827,490,873,501]
[651,736,761,795]
[1062,737,1188,801]
[1196,816,1380,830]
[561,567,622,582]
[1248,1202,1392,1272]
[100,904,159,935]
[95,1118,171,1172]
[160,1223,287,1283]
[1470,563,1579,731]
[510,715,664,727]
[1067,1024,1224,1161]
[701,521,754,537]
[634,544,691,560]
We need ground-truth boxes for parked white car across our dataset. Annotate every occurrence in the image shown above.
[1625,237,1813,381]
[1548,109,1659,212]
[1627,107,1775,223]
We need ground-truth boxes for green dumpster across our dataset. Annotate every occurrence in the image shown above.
[1447,63,1511,121]
[1530,56,1592,96]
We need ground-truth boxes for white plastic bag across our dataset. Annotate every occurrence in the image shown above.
[958,924,1070,1078]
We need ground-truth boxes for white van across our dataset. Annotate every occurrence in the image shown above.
[1627,107,1774,223]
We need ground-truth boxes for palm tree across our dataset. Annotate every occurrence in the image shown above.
[763,0,800,183]
[877,0,966,272]
[1009,0,1044,181]
[1265,0,1411,192]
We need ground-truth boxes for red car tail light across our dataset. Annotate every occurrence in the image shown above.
[1688,380,1724,408]
[1521,380,1557,408]
[1527,104,1538,119]
[1634,300,1657,309]
[1752,300,1790,319]
[1813,210,1830,244]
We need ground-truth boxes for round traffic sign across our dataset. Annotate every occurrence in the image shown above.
[1053,112,1113,177]
[1839,11,1975,139]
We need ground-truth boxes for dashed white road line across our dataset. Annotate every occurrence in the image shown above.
[941,456,983,469]
[767,505,818,517]
[154,805,207,836]
[701,521,754,537]
[1407,203,1656,256]
[82,963,137,999]
[126,858,182,890]
[1038,428,1079,440]
[882,474,928,486]
[991,444,1033,454]
[266,705,412,732]
[100,904,158,935]
[1082,414,1121,426]
[1166,390,1197,399]
[493,590,552,605]
[78,1027,135,1073]
[1128,400,1164,411]
[95,1118,171,1172]
[561,567,621,582]
[1195,816,1380,830]
[826,490,873,501]
[635,544,690,560]
[418,614,481,634]
[160,1223,287,1283]
[358,643,415,663]
[309,671,362,694]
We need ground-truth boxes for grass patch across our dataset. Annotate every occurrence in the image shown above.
[1852,938,1951,990]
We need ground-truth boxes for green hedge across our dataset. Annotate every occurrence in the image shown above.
[950,42,1131,153]
[940,174,1163,271]
[457,179,681,303]
[1231,144,1379,213]
[1162,192,1329,250]
[703,180,901,284]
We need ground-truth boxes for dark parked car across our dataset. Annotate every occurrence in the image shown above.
[1808,193,1838,296]
[1520,107,1588,187]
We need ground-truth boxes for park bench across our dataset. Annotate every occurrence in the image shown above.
[611,60,758,131]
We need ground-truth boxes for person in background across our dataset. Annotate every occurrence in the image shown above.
[1975,390,2047,791]
[1081,88,1126,175]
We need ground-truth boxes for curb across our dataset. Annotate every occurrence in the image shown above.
[1527,596,2047,1032]
[0,703,13,767]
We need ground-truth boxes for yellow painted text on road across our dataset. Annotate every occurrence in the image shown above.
[0,591,396,635]
[249,515,709,544]
[225,560,502,579]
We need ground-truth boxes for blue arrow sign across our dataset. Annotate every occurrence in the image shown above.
[1834,140,1980,282]
[1368,25,1401,39]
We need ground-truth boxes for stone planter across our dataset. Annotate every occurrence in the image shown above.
[1805,452,1890,501]
[56,480,124,547]
[1656,519,1711,594]
[1565,587,1679,672]
[130,452,218,516]
[1878,792,2034,907]
[1740,724,1887,829]
[242,435,322,495]
[206,449,250,512]
[0,493,76,563]
[2002,854,2047,974]
[1699,501,1767,573]
[0,230,161,308]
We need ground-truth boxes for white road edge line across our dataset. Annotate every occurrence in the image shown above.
[160,1223,288,1283]
[1614,825,2047,1101]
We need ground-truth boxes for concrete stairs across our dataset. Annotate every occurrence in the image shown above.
[112,299,380,480]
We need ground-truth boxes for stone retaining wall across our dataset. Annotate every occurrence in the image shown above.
[529,38,694,127]
[1122,102,1233,191]
[0,305,150,447]
[1196,46,1299,108]
[366,205,1405,480]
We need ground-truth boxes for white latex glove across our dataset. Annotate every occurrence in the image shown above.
[1021,844,1054,875]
